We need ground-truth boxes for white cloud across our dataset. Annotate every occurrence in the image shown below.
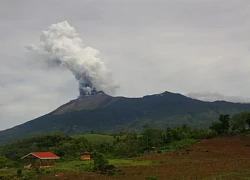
[187,92,250,103]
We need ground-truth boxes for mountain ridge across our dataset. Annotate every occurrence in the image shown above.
[1,91,250,144]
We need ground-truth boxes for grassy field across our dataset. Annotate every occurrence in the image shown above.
[0,158,160,177]
[52,158,161,172]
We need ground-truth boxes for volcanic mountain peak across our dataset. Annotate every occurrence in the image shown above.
[53,92,117,115]
[2,90,250,145]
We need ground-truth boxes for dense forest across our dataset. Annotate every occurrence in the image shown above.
[1,111,250,169]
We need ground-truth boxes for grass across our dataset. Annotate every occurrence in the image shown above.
[0,158,160,177]
[0,168,31,177]
[0,168,18,175]
[53,158,158,171]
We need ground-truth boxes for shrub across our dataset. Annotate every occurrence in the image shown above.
[75,163,94,171]
[17,169,22,177]
[93,152,109,172]
[206,130,218,139]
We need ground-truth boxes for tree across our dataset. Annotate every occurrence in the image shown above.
[229,112,250,133]
[219,114,230,131]
[93,152,109,172]
[142,125,164,149]
[209,114,230,135]
[209,122,224,134]
[0,154,8,168]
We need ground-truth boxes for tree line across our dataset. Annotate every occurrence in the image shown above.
[0,111,250,168]
[209,112,250,135]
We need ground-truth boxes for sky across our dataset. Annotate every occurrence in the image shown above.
[1,0,250,130]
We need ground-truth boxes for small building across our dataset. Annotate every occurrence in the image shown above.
[80,152,91,160]
[21,152,60,168]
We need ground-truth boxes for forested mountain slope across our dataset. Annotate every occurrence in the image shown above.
[1,91,250,144]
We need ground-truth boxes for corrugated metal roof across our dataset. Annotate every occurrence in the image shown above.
[21,152,60,160]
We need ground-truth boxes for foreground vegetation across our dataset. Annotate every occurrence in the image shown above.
[1,111,250,179]
[0,158,160,179]
[0,125,210,166]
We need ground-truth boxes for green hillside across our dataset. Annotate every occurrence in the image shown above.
[73,134,115,145]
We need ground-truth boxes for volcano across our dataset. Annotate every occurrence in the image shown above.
[1,91,250,144]
[54,91,118,115]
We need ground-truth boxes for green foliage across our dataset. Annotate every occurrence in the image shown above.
[93,152,109,171]
[209,114,230,135]
[113,132,140,157]
[229,112,250,133]
[205,130,218,139]
[2,112,250,167]
[209,122,224,134]
[142,125,164,148]
[0,168,42,180]
[209,112,250,135]
[0,153,15,169]
[77,134,114,145]
[0,132,92,162]
[74,162,94,171]
[21,169,40,180]
[1,112,250,180]
[0,154,8,168]
[17,169,22,177]
[162,138,199,152]
[0,124,213,164]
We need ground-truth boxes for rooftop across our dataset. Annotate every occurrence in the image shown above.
[21,152,60,160]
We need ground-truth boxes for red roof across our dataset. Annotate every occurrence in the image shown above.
[21,152,60,160]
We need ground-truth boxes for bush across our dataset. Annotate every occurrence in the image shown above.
[0,155,8,168]
[206,130,218,139]
[93,152,109,172]
[17,169,22,177]
[75,163,94,171]
[21,170,39,180]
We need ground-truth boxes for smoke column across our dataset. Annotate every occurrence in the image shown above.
[27,21,118,96]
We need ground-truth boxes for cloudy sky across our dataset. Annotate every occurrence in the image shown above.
[1,0,250,130]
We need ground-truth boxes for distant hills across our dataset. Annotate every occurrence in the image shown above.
[1,91,250,144]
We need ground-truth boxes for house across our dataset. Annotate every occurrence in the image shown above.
[80,152,91,160]
[21,152,60,168]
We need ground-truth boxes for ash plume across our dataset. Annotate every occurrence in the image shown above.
[27,21,118,96]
